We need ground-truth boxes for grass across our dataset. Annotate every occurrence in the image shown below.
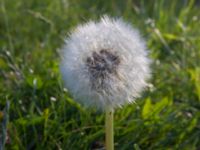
[0,0,200,149]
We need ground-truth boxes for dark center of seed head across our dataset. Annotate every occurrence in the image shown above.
[86,49,120,89]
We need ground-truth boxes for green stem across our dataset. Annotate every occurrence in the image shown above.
[105,107,114,150]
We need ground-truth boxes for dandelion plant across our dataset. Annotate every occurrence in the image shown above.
[60,16,151,150]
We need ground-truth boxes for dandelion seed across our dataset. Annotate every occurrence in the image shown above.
[60,16,151,110]
[50,97,57,102]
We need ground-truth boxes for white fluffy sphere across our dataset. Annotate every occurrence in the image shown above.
[60,16,151,110]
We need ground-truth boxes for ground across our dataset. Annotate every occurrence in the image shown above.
[0,0,200,149]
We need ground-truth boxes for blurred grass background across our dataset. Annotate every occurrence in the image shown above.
[0,0,200,149]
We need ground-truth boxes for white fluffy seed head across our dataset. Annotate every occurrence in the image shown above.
[60,16,151,110]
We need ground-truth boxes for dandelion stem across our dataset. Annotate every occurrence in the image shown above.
[105,107,114,150]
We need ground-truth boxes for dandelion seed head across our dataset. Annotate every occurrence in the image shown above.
[60,16,151,110]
